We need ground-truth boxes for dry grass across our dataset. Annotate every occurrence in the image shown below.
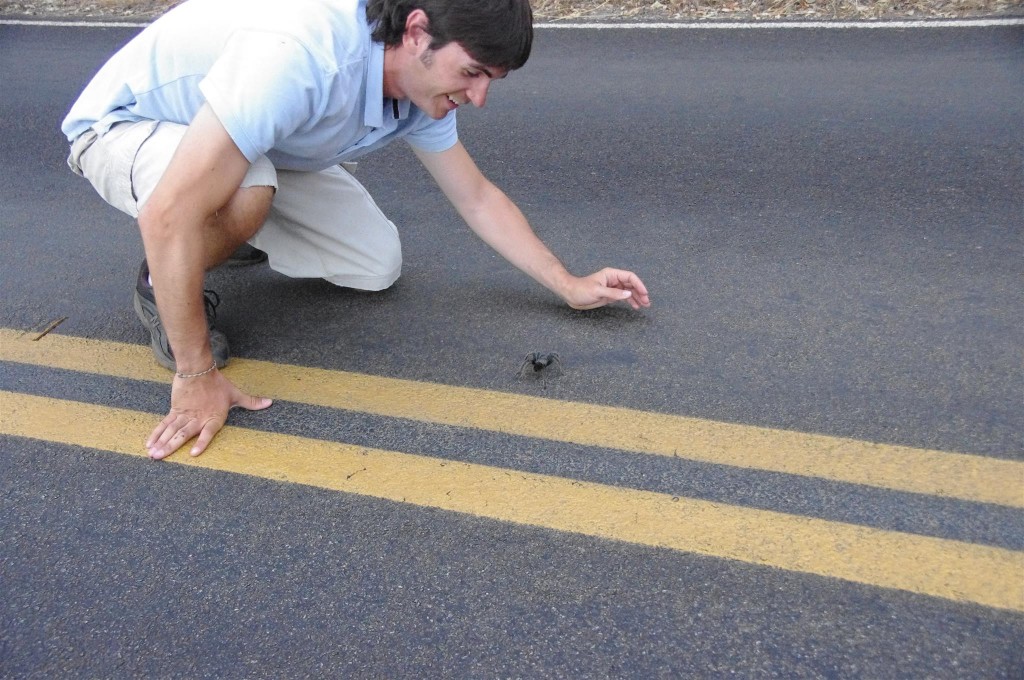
[0,0,1019,20]
[0,0,179,17]
[533,0,1022,20]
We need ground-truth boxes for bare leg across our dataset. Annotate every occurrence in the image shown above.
[202,185,275,270]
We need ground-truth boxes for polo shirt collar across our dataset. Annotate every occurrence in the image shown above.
[364,41,411,129]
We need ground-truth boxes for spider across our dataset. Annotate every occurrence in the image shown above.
[518,352,563,380]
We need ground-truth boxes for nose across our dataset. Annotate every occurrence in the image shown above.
[467,78,491,108]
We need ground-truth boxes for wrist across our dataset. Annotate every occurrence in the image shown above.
[169,340,216,377]
[546,264,577,299]
[175,361,218,379]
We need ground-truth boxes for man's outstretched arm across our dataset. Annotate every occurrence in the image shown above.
[414,142,650,310]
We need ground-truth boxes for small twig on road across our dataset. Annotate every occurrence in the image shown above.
[32,316,67,341]
[346,467,368,480]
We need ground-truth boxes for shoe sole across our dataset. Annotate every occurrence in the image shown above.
[133,290,177,371]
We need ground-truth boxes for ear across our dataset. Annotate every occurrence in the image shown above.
[402,9,431,51]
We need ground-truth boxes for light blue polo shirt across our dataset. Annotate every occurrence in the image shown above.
[61,0,458,172]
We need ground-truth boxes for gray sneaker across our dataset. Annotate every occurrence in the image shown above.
[133,259,230,372]
[224,242,268,267]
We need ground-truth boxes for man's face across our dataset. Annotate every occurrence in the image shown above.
[401,41,508,120]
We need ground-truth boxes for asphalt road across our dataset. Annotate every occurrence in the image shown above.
[1,20,1022,678]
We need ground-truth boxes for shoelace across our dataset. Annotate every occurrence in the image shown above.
[202,289,221,326]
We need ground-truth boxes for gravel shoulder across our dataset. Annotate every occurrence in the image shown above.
[2,0,1021,22]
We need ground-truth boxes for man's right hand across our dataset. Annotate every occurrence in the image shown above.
[145,370,273,460]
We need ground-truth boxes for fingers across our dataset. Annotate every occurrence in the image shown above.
[147,412,228,460]
[189,417,221,457]
[147,412,207,460]
[619,289,641,310]
[145,413,174,451]
[600,268,651,308]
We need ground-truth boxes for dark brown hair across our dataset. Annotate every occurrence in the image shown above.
[366,0,533,71]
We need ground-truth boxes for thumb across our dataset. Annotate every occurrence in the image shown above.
[237,394,274,411]
[604,287,632,301]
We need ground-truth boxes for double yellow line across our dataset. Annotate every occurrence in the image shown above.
[1,328,1022,611]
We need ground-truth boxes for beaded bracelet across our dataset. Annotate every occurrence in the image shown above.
[175,361,218,379]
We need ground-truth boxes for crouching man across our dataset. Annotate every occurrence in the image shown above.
[62,0,651,460]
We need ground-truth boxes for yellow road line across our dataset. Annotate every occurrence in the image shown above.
[1,328,1022,508]
[1,390,1021,612]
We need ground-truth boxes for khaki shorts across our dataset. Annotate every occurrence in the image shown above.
[68,121,402,290]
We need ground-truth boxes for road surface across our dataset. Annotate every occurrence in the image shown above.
[1,19,1022,677]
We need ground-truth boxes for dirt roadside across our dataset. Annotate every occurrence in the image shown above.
[1,0,1021,22]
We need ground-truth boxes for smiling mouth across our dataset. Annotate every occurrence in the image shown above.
[447,94,466,107]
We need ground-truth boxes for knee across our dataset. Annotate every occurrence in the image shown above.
[371,245,403,291]
[324,230,402,291]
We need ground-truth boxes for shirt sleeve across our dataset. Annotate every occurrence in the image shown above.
[199,30,324,162]
[404,110,459,153]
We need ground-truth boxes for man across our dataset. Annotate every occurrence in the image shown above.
[62,0,651,461]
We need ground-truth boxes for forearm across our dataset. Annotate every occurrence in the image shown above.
[461,182,575,298]
[417,143,649,311]
[461,184,651,311]
[138,202,216,373]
